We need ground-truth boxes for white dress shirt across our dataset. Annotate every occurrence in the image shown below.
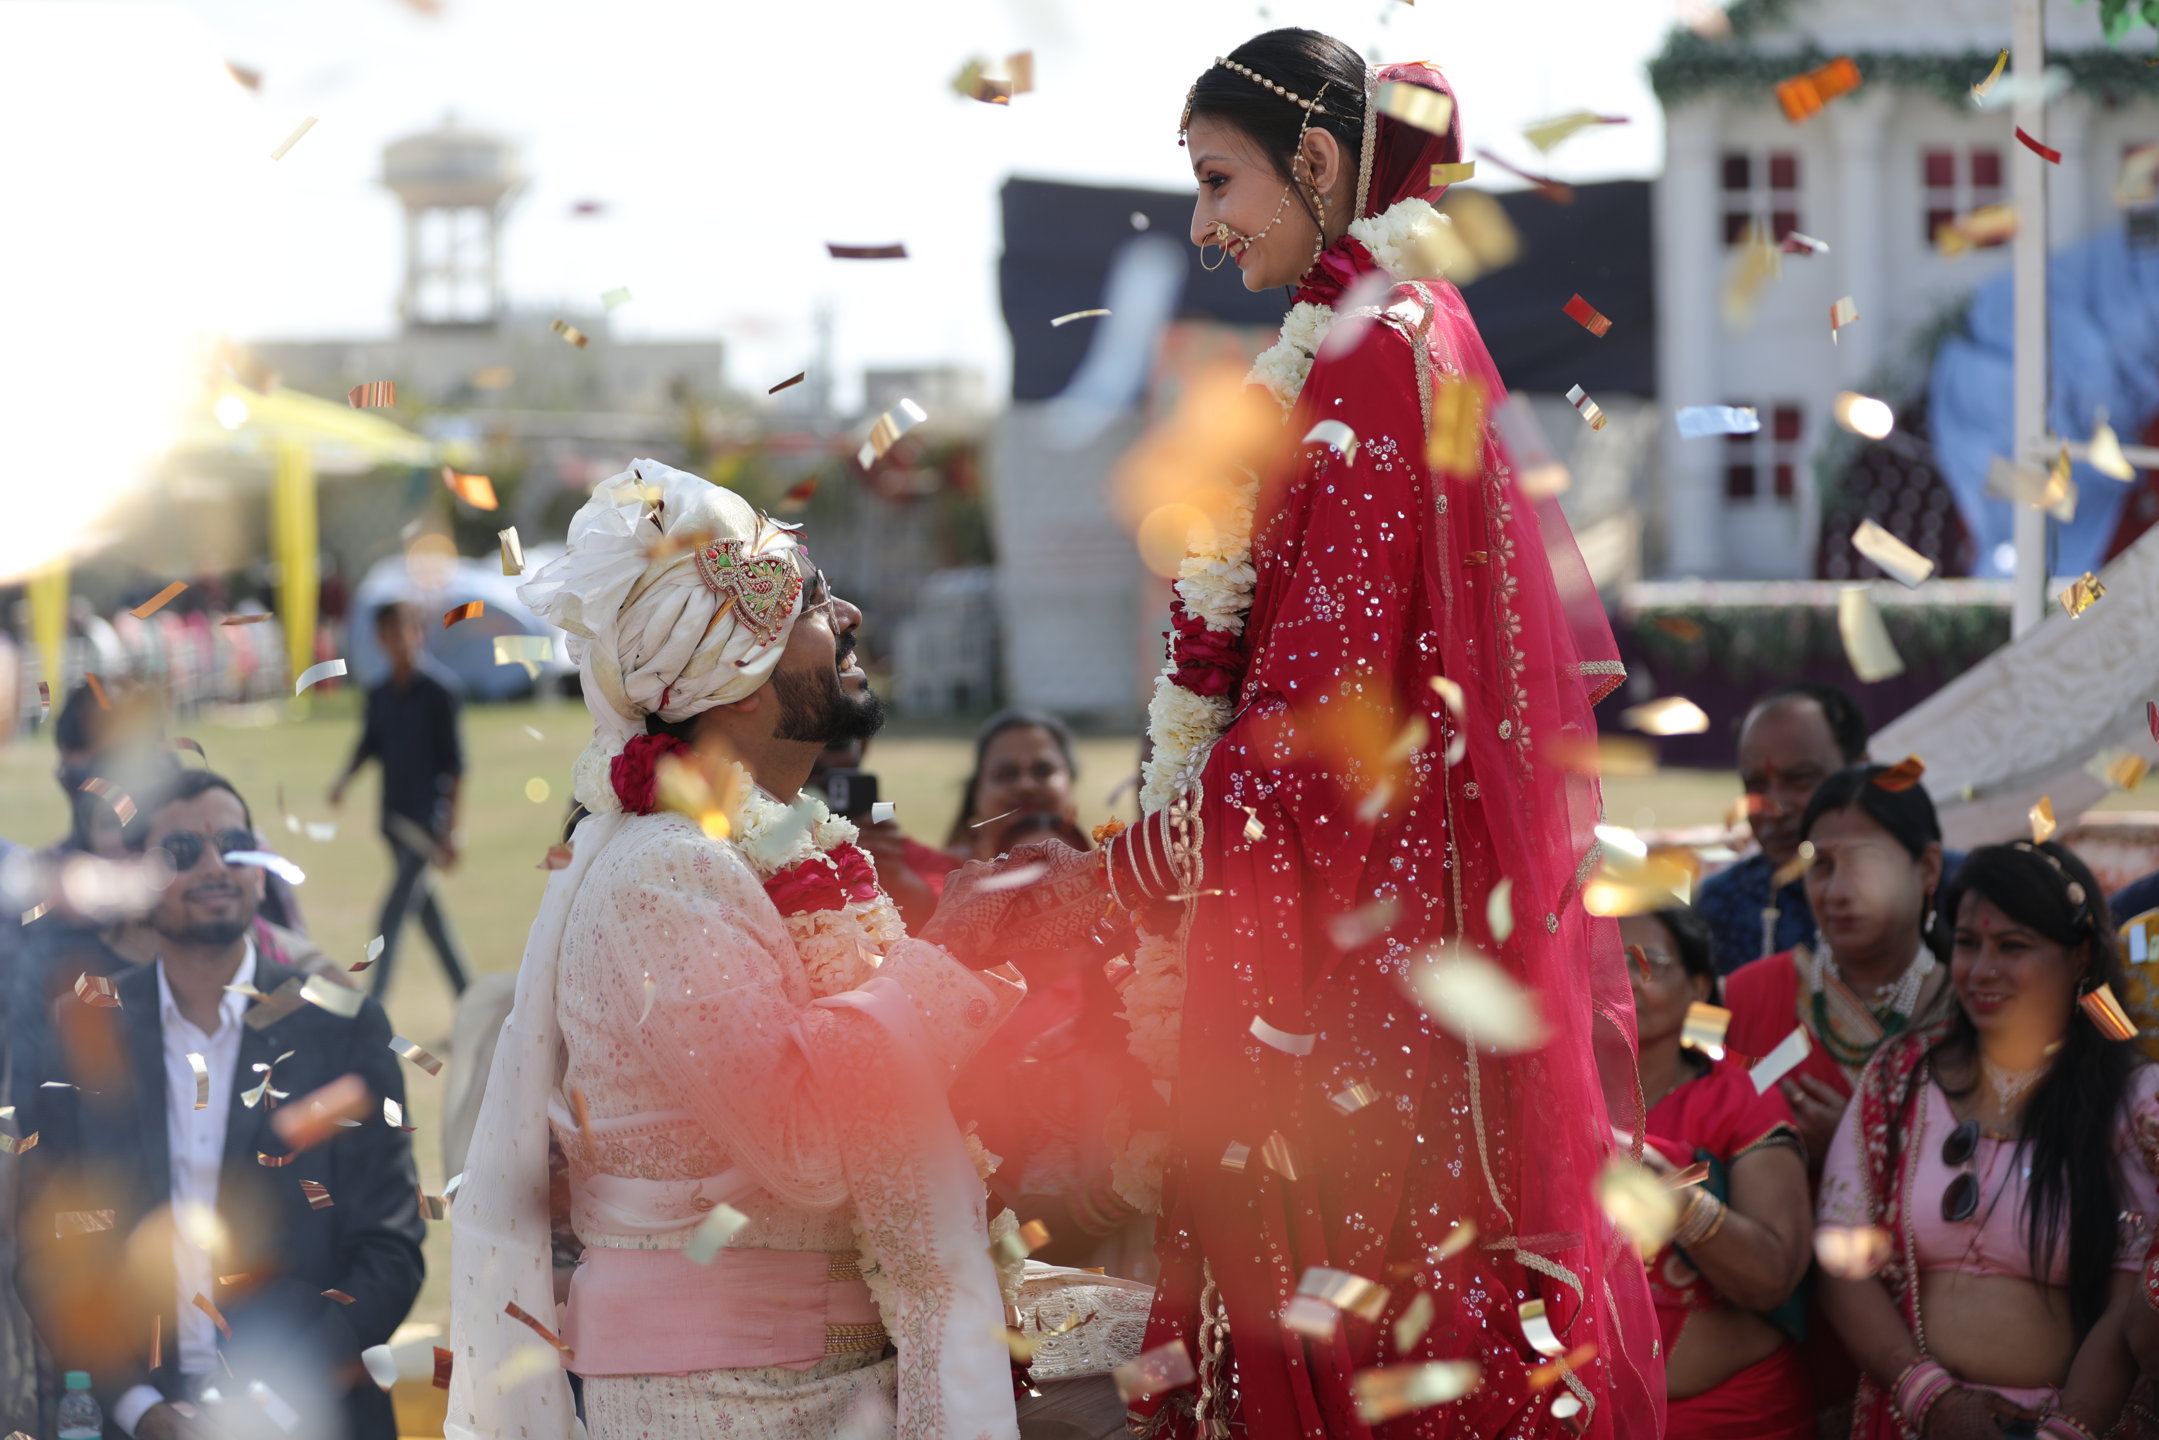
[114,940,255,1438]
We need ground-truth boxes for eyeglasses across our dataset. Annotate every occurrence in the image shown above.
[1941,1117,1982,1223]
[156,828,256,873]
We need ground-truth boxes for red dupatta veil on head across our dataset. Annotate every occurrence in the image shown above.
[1131,51,1659,1440]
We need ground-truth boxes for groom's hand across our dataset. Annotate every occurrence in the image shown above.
[919,842,1104,967]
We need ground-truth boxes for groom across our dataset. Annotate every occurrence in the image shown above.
[447,462,1099,1440]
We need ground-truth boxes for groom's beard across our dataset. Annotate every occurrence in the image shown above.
[771,635,885,746]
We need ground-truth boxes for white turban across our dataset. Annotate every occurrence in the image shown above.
[520,459,807,812]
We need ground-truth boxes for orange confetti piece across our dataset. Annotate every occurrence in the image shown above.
[256,1151,296,1167]
[270,1073,373,1153]
[1530,1343,1599,1391]
[442,600,485,628]
[539,842,575,870]
[1873,754,1926,792]
[346,381,396,408]
[505,1301,573,1356]
[1775,56,1862,123]
[442,468,499,510]
[73,972,121,1009]
[1562,294,1611,338]
[433,1345,454,1389]
[83,673,110,710]
[131,582,188,619]
[192,1292,233,1339]
[220,612,272,625]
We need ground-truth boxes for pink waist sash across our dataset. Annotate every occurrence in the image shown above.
[563,1245,886,1377]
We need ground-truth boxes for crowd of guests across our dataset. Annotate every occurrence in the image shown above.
[14,665,2159,1437]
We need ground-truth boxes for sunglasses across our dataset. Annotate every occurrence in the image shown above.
[1941,1117,1982,1223]
[156,828,257,873]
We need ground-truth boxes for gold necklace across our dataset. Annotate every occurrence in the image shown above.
[1980,1053,2048,1111]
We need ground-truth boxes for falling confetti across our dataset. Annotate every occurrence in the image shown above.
[1517,1300,1567,1358]
[1596,1155,1680,1258]
[858,398,928,468]
[2090,415,2136,482]
[1935,204,2017,256]
[1815,1225,1892,1279]
[73,972,120,1009]
[1722,225,1782,326]
[1473,148,1574,203]
[221,612,272,626]
[347,382,395,409]
[1970,48,2010,101]
[684,1201,752,1264]
[1112,1340,1196,1404]
[1296,1266,1391,1321]
[1618,696,1710,736]
[130,582,188,619]
[776,477,818,514]
[1750,1026,1812,1093]
[1330,1081,1379,1114]
[1682,1001,1732,1059]
[383,1098,414,1132]
[1562,293,1612,337]
[54,1209,115,1237]
[1675,405,1759,438]
[1770,841,1819,890]
[441,467,498,509]
[551,319,589,349]
[193,1292,234,1337]
[499,527,525,575]
[1374,82,1455,138]
[351,935,385,973]
[826,243,908,259]
[1775,56,1862,123]
[442,601,484,628]
[293,659,347,696]
[2015,127,2062,164]
[1429,161,1476,185]
[1051,309,1112,327]
[2030,795,2058,845]
[84,673,111,710]
[1522,110,1627,153]
[1988,453,2077,522]
[1426,375,1487,473]
[1781,231,1830,256]
[268,116,317,160]
[1406,946,1548,1053]
[768,371,806,394]
[1302,419,1360,464]
[187,1052,210,1110]
[1829,295,1860,341]
[1486,877,1515,943]
[1564,384,1607,431]
[1350,1362,1481,1423]
[389,1035,443,1076]
[1248,1015,1316,1056]
[416,1186,447,1220]
[494,635,554,677]
[1851,520,1935,587]
[2059,572,2105,618]
[1836,587,1904,682]
[505,1301,573,1356]
[600,287,632,310]
[1392,1291,1436,1351]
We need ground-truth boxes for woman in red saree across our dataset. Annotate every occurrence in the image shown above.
[1050,28,1661,1439]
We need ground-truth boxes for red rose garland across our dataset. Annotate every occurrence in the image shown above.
[609,733,688,814]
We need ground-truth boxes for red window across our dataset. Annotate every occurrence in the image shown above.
[1773,405,1804,443]
[1924,149,1956,188]
[1923,147,2006,246]
[1720,150,1802,246]
[1769,152,1799,191]
[1971,149,2002,189]
[1725,463,1758,500]
[1722,154,1751,191]
[1724,404,1805,505]
[1773,463,1797,499]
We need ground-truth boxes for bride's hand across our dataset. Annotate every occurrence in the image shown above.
[917,842,1103,967]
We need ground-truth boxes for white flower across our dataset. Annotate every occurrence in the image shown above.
[1347,196,1447,282]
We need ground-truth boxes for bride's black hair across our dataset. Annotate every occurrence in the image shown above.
[1185,29,1367,230]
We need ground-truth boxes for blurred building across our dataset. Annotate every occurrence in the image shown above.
[1650,0,2159,581]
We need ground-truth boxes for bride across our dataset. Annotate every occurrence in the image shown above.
[1064,29,1665,1438]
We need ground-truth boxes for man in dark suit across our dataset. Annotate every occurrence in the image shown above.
[13,770,423,1440]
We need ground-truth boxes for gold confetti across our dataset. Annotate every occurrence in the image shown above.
[299,974,365,1018]
[1429,161,1475,185]
[1281,1294,1344,1339]
[1682,1002,1731,1059]
[2090,415,2136,482]
[187,1052,210,1110]
[1564,383,1606,431]
[416,1186,447,1220]
[74,972,120,1008]
[346,381,396,409]
[826,243,908,260]
[1297,1266,1390,1322]
[2079,980,2138,1040]
[505,1300,573,1356]
[300,1180,333,1209]
[383,1098,413,1131]
[1486,877,1515,944]
[1836,586,1904,682]
[0,1131,38,1155]
[1618,696,1709,736]
[442,601,484,628]
[952,57,1011,103]
[1330,1081,1379,1115]
[1934,204,2017,257]
[1248,1015,1316,1057]
[858,398,928,468]
[1769,840,1818,890]
[1219,1140,1252,1173]
[1112,1339,1196,1404]
[1518,1299,1566,1358]
[2093,749,2149,791]
[684,1201,752,1264]
[1971,47,2010,101]
[1814,1225,1892,1279]
[1006,49,1035,94]
[1241,805,1266,842]
[1050,309,1111,327]
[1596,1155,1680,1258]
[1351,1361,1480,1422]
[256,1151,296,1167]
[1426,375,1487,475]
[2059,572,2106,618]
[442,467,498,510]
[2029,795,2058,845]
[1302,419,1360,465]
[1375,81,1454,138]
[1433,1220,1480,1262]
[600,286,632,310]
[1832,391,1896,441]
[493,635,554,677]
[1988,453,2077,522]
[551,319,589,348]
[131,582,188,619]
[1523,110,1625,153]
[1259,1130,1300,1181]
[270,1073,373,1152]
[433,1345,453,1389]
[1406,946,1548,1053]
[499,527,525,576]
[1392,1291,1436,1351]
[1721,224,1782,328]
[1829,295,1860,341]
[268,116,317,160]
[1850,520,1934,587]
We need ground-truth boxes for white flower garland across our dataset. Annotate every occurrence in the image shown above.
[1115,197,1447,1212]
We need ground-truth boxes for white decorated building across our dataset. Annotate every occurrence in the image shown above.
[1652,0,2159,579]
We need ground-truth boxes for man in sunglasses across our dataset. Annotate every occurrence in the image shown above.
[12,769,424,1440]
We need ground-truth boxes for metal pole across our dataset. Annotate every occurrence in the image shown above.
[2010,0,2049,636]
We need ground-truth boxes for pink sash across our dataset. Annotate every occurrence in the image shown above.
[562,1246,884,1376]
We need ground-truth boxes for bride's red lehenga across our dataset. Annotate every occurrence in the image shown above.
[1111,62,1665,1439]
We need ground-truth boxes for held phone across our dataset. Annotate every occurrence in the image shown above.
[822,768,880,821]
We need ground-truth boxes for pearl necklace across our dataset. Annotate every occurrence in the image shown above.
[1833,944,1935,1019]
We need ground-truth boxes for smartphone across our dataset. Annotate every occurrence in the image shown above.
[823,768,880,820]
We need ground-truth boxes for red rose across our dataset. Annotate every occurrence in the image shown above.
[1166,598,1246,699]
[765,844,883,916]
[609,733,688,815]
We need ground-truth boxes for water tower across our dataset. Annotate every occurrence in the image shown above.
[382,116,522,329]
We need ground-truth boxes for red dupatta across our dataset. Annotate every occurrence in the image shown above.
[1128,60,1658,1440]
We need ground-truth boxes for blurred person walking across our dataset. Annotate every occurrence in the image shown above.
[329,600,470,999]
[1696,683,1870,975]
[12,769,424,1440]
